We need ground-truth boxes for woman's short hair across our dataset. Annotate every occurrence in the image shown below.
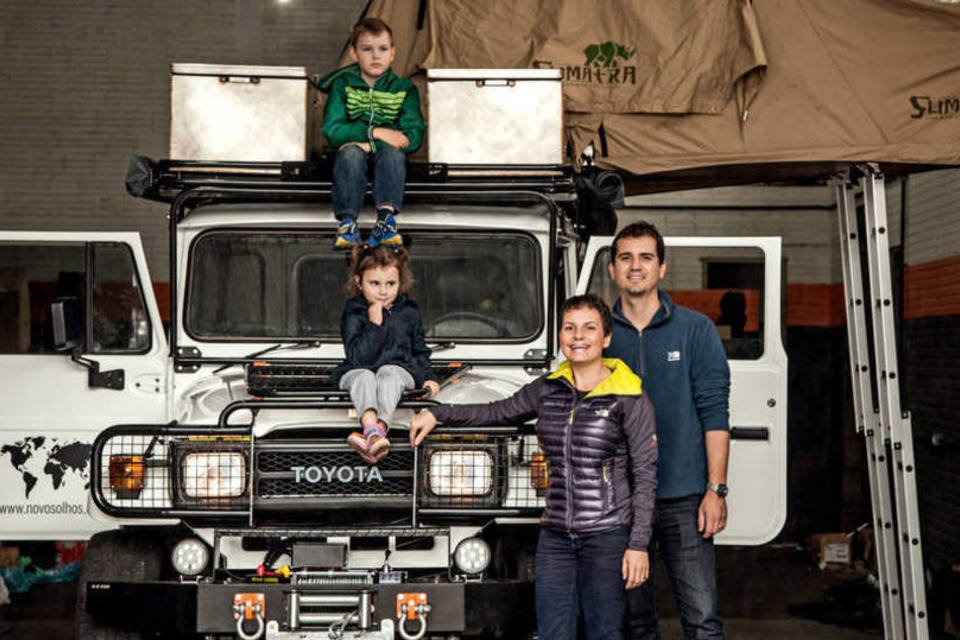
[559,293,613,336]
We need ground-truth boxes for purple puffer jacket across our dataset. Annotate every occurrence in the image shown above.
[429,359,658,550]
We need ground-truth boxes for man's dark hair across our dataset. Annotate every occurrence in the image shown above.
[350,17,394,48]
[609,221,665,264]
[560,293,613,337]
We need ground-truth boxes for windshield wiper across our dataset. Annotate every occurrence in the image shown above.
[429,341,457,353]
[212,340,323,374]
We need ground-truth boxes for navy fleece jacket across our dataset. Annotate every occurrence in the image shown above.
[605,291,730,499]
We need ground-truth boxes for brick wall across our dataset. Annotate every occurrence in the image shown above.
[0,0,367,277]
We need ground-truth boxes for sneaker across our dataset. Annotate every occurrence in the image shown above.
[334,218,361,249]
[368,211,403,247]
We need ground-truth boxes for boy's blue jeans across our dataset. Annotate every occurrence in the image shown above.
[331,143,406,221]
[625,494,724,639]
[535,525,629,640]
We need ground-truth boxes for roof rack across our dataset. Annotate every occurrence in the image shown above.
[125,156,577,204]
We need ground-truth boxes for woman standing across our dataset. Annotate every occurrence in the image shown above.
[410,294,657,640]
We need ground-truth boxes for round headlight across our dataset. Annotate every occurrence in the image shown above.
[453,537,491,575]
[171,538,209,576]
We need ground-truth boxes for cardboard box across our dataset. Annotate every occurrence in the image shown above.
[0,546,20,567]
[809,532,852,569]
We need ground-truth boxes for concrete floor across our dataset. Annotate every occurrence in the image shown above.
[0,545,891,639]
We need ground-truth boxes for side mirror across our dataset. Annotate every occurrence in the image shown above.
[51,297,83,352]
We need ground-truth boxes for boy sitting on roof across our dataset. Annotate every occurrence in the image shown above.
[318,17,425,250]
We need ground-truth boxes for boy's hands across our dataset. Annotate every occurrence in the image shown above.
[423,380,440,398]
[409,409,438,446]
[372,127,409,149]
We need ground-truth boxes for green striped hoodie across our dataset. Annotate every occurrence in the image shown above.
[318,63,424,154]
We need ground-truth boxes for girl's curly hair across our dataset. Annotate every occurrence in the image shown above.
[344,245,414,298]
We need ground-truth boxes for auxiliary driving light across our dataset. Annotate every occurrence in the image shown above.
[453,537,491,575]
[428,450,493,496]
[181,452,246,498]
[171,538,209,576]
[530,451,549,491]
[108,455,145,499]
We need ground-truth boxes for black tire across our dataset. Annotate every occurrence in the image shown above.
[74,529,164,640]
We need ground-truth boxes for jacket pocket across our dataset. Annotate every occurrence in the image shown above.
[601,460,615,512]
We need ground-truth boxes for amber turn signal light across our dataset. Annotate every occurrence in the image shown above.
[530,452,549,491]
[109,455,145,499]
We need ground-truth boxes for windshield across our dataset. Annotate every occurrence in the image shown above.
[186,231,542,342]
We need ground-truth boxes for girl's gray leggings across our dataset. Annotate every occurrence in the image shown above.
[339,365,415,428]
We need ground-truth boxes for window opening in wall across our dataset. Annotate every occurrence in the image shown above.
[587,246,765,360]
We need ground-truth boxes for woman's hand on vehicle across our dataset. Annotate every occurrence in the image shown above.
[622,549,649,590]
[423,380,440,398]
[409,409,438,446]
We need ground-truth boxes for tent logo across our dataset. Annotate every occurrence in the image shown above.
[910,95,960,119]
[533,41,638,86]
[584,42,636,68]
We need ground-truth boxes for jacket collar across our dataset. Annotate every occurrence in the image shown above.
[612,290,673,330]
[317,62,397,92]
[547,358,642,397]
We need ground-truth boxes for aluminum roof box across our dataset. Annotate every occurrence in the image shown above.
[170,63,318,162]
[427,69,563,165]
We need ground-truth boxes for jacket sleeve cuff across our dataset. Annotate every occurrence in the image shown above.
[429,405,451,423]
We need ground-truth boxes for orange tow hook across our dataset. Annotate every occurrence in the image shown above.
[232,593,265,640]
[396,592,430,640]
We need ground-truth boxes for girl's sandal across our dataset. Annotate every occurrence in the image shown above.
[365,425,390,461]
[347,431,369,457]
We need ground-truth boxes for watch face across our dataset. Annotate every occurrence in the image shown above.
[709,483,728,497]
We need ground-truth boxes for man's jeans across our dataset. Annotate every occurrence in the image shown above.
[331,143,406,220]
[535,526,628,640]
[626,495,724,639]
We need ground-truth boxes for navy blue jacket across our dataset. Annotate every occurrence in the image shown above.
[332,295,436,387]
[605,291,730,499]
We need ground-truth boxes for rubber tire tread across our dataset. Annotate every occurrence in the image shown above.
[74,529,163,640]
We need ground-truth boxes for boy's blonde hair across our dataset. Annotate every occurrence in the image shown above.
[345,245,414,298]
[350,17,394,48]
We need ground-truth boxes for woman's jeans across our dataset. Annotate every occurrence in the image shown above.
[625,494,724,639]
[535,526,629,640]
[331,143,406,220]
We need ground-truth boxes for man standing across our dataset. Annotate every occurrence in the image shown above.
[604,221,730,639]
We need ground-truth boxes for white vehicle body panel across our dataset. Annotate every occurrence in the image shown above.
[0,231,169,539]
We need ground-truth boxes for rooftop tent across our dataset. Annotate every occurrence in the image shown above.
[353,0,960,190]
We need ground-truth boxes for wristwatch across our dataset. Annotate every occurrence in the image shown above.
[706,482,729,498]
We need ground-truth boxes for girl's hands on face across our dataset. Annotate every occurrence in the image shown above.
[367,300,384,325]
[358,265,400,326]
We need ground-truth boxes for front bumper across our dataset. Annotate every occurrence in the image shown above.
[86,579,534,637]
